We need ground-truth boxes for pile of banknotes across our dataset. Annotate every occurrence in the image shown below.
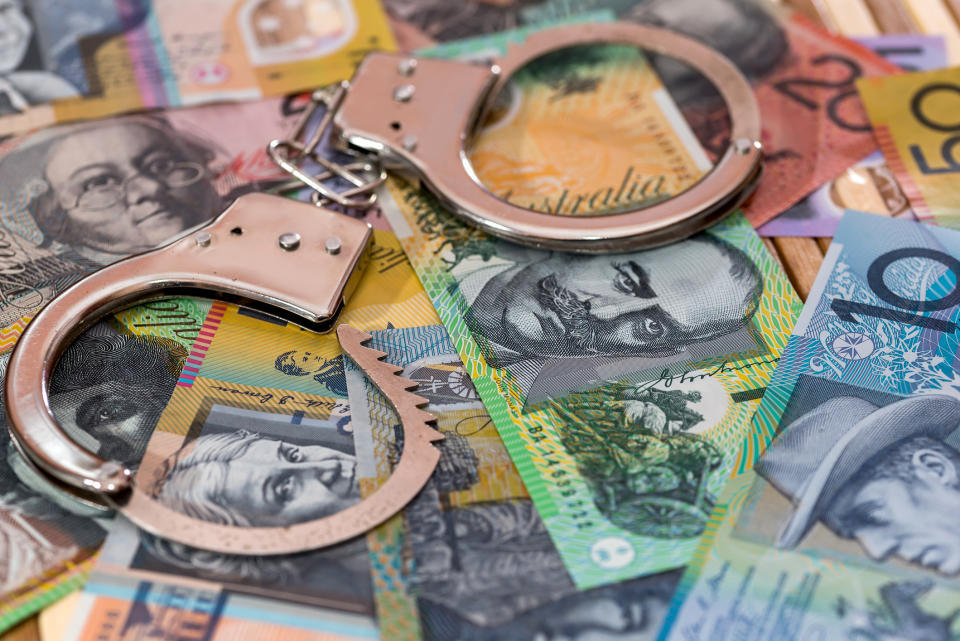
[2,1,960,640]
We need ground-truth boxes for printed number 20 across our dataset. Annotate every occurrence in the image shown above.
[831,248,960,333]
[772,54,870,132]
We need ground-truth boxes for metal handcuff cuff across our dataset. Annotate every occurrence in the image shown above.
[3,22,762,555]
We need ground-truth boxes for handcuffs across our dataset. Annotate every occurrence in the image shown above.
[3,22,762,555]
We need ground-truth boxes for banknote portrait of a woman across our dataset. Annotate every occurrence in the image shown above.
[755,391,960,576]
[0,116,222,262]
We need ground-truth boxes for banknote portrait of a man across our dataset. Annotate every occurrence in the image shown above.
[0,115,221,262]
[48,326,187,466]
[135,407,373,611]
[454,234,763,402]
[418,567,680,641]
[755,393,960,576]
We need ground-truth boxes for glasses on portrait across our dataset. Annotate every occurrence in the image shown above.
[67,158,206,211]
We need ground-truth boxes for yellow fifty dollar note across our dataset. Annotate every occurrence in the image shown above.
[858,67,960,227]
[467,44,712,216]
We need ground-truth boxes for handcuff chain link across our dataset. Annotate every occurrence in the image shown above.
[267,82,386,210]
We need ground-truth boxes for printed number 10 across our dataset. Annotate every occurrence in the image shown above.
[830,248,960,333]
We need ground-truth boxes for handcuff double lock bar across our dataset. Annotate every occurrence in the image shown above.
[3,22,763,555]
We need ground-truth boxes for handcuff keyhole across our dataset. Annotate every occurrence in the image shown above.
[230,227,243,236]
[390,121,402,131]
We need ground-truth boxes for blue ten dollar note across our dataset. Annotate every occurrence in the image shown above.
[663,210,960,641]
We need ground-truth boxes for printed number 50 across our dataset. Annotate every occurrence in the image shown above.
[909,83,960,175]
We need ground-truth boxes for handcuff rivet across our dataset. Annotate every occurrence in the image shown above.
[397,59,417,76]
[101,461,123,476]
[734,138,757,155]
[100,461,127,491]
[194,231,212,247]
[325,237,342,255]
[279,232,301,251]
[393,84,415,102]
[402,135,418,152]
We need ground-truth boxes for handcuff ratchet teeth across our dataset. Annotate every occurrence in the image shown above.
[5,194,443,555]
[4,21,762,555]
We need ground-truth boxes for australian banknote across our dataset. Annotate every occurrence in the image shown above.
[421,29,712,218]
[0,91,399,353]
[758,150,916,237]
[65,303,376,640]
[2,207,433,631]
[661,211,960,641]
[65,231,441,639]
[0,97,356,629]
[0,0,394,136]
[855,34,947,72]
[346,323,683,641]
[379,175,801,588]
[0,296,207,632]
[858,65,960,229]
[758,34,948,238]
[387,0,898,226]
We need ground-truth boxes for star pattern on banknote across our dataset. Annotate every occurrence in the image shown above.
[831,332,875,360]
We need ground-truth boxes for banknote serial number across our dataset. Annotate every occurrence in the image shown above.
[830,247,960,333]
[533,443,597,530]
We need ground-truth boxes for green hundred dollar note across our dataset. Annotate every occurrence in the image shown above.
[662,211,960,641]
[379,177,801,588]
[346,323,682,641]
